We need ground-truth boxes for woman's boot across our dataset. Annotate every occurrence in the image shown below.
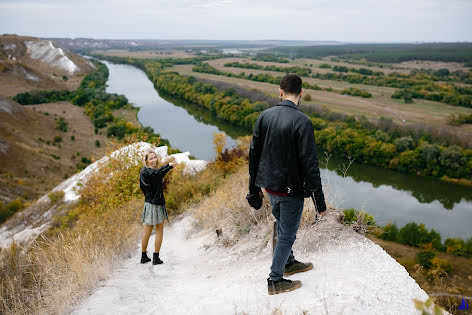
[141,251,151,264]
[153,252,163,265]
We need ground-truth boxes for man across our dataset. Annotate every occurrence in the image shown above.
[248,73,327,295]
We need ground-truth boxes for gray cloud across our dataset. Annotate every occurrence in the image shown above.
[0,0,470,41]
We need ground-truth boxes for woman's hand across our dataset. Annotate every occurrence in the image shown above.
[169,162,177,167]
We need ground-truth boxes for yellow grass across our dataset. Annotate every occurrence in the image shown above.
[0,135,248,314]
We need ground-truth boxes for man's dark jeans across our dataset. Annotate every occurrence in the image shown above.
[268,193,304,281]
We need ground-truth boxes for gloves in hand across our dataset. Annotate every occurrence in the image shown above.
[246,189,263,210]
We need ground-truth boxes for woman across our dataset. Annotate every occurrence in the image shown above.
[139,149,176,265]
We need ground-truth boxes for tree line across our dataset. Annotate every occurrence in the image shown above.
[194,63,372,98]
[224,61,312,77]
[270,43,472,64]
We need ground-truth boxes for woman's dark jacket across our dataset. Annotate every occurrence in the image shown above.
[140,164,173,205]
[248,100,326,212]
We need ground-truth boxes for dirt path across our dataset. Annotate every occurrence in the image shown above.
[71,215,430,314]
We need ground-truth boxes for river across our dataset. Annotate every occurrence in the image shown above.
[103,60,472,240]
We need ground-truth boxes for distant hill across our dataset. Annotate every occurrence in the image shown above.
[49,38,346,51]
[0,35,96,97]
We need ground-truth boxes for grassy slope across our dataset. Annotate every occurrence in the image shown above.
[0,100,112,203]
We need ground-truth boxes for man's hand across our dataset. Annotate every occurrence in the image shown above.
[169,162,177,167]
[319,210,327,216]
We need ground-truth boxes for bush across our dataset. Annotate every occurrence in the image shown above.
[55,117,68,132]
[416,250,436,269]
[95,140,101,148]
[444,238,469,257]
[394,136,414,152]
[397,222,443,250]
[439,145,467,178]
[107,124,126,139]
[379,222,399,241]
[303,93,312,101]
[431,257,452,274]
[53,136,62,143]
[0,199,24,223]
[342,208,376,234]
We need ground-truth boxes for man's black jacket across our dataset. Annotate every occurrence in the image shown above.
[248,100,326,212]
[140,164,173,205]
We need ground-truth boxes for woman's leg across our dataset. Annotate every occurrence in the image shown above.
[141,224,154,252]
[154,222,164,253]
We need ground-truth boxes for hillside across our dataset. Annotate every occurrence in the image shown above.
[0,35,95,96]
[0,96,111,205]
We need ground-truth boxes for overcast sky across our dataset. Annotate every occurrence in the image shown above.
[0,0,471,42]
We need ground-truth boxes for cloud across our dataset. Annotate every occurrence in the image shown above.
[189,0,232,9]
[0,0,470,41]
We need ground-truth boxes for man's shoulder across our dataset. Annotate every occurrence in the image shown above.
[267,104,309,121]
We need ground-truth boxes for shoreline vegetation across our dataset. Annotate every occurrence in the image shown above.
[91,54,472,187]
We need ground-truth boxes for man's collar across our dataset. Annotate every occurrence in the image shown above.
[277,99,299,110]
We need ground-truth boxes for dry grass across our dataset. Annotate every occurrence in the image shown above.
[0,143,144,314]
[191,161,338,241]
[0,135,249,314]
[0,199,142,314]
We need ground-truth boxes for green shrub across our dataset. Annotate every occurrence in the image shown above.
[55,117,68,132]
[416,250,436,269]
[394,136,414,152]
[398,222,443,250]
[444,238,469,257]
[0,199,24,223]
[342,208,376,234]
[107,124,126,139]
[379,222,399,241]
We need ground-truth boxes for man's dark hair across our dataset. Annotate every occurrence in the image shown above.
[280,73,302,95]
